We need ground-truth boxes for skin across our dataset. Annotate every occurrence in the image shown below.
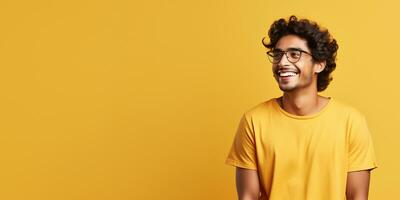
[236,168,261,200]
[236,34,371,200]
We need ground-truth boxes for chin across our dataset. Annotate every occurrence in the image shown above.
[279,87,295,92]
[278,83,299,92]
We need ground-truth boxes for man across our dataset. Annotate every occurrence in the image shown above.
[225,15,378,200]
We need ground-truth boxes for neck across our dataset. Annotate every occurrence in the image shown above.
[279,89,328,116]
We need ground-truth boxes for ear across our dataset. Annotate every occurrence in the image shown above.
[314,60,326,74]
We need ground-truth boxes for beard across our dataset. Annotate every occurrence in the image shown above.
[274,71,314,92]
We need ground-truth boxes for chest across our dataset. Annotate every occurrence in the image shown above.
[255,119,348,161]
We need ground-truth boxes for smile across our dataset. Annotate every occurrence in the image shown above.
[277,70,299,78]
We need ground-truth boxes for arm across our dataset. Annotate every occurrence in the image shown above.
[345,170,371,200]
[236,167,261,200]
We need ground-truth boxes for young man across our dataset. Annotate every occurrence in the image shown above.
[225,15,378,200]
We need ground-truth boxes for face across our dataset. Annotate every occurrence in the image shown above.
[271,35,324,92]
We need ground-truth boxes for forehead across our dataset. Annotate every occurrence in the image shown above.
[275,35,309,51]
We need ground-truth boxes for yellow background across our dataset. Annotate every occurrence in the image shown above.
[0,0,396,199]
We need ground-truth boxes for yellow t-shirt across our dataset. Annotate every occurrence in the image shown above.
[225,97,378,200]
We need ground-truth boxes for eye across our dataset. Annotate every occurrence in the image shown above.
[270,50,283,58]
[288,50,301,59]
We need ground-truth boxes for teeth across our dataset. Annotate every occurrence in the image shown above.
[279,72,297,77]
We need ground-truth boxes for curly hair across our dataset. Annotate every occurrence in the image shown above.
[262,15,339,92]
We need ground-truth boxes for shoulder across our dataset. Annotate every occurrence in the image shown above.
[241,98,277,121]
[330,98,367,121]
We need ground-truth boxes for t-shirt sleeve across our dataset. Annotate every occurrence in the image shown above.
[348,113,378,172]
[225,112,258,170]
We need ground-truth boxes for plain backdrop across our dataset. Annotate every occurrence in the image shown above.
[0,0,396,199]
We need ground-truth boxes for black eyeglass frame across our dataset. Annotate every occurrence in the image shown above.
[266,48,313,64]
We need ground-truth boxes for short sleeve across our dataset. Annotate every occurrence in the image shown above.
[348,114,378,172]
[225,112,257,170]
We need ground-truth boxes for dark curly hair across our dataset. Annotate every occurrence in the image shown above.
[262,15,339,92]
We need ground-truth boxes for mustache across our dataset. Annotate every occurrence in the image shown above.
[274,64,301,74]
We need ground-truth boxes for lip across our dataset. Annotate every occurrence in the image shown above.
[276,71,299,77]
[279,75,296,81]
[274,66,300,83]
[277,70,299,74]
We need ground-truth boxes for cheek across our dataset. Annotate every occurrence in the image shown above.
[272,65,278,75]
[296,62,314,74]
[272,64,278,71]
[299,69,315,82]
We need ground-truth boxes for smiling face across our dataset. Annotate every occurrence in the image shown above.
[272,34,325,93]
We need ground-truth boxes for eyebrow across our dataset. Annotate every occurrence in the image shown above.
[274,47,305,52]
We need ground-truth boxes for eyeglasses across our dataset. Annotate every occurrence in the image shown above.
[266,48,313,64]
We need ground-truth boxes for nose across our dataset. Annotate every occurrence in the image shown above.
[277,52,291,66]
